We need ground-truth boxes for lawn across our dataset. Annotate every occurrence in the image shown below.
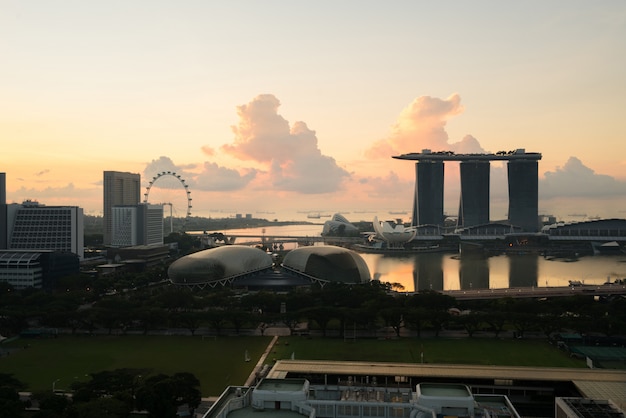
[270,336,587,368]
[0,335,271,396]
[0,334,585,397]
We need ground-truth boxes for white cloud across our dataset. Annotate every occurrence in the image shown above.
[540,157,626,198]
[220,94,349,193]
[143,156,256,192]
[365,94,484,160]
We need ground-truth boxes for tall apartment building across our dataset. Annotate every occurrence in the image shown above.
[103,171,141,245]
[111,204,164,247]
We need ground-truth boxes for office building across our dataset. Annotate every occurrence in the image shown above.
[5,201,84,259]
[103,171,141,245]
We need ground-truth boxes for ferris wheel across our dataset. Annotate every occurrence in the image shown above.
[143,171,192,232]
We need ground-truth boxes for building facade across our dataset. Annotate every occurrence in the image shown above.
[0,250,79,289]
[103,171,141,245]
[111,203,163,247]
[5,201,84,259]
[394,149,542,232]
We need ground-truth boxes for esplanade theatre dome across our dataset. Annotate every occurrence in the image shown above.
[168,245,273,287]
[282,246,371,284]
[168,245,371,288]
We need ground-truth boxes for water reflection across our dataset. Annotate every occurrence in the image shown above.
[509,254,538,288]
[199,226,626,292]
[361,252,626,292]
[412,253,444,291]
[459,255,489,290]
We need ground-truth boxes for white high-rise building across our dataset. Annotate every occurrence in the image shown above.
[103,171,141,246]
[111,204,163,247]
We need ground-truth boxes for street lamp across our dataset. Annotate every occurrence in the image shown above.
[52,378,61,392]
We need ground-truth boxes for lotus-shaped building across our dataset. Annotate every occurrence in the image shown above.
[372,216,417,244]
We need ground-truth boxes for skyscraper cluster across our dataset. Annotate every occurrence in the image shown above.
[0,171,164,289]
[394,149,541,232]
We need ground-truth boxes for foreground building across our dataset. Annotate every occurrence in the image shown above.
[203,359,626,418]
[204,378,522,418]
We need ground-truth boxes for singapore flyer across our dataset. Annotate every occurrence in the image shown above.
[143,171,192,233]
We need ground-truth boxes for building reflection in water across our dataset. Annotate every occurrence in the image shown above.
[412,253,444,291]
[508,254,538,288]
[459,254,489,290]
[361,251,623,292]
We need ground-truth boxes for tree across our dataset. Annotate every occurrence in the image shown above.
[379,307,405,338]
[173,311,203,336]
[454,312,484,338]
[70,397,131,418]
[135,373,201,418]
[404,307,428,338]
[135,307,167,335]
[0,373,25,418]
[484,311,508,338]
[427,310,450,337]
[33,391,70,417]
[205,310,227,336]
[227,310,251,335]
[302,306,337,337]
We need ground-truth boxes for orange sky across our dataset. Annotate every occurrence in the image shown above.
[2,2,626,222]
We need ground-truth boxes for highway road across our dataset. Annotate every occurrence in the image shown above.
[440,283,626,300]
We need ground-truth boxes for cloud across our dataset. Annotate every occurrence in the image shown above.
[221,94,349,193]
[540,157,626,198]
[143,156,256,192]
[201,146,215,157]
[194,162,257,192]
[365,94,484,160]
[35,169,50,177]
[8,183,101,210]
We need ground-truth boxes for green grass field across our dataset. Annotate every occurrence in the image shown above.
[271,336,587,367]
[0,335,271,396]
[0,334,585,396]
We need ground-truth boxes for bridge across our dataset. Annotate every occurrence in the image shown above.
[196,232,362,247]
[440,283,626,300]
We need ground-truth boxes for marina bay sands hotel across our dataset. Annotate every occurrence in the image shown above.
[393,148,542,232]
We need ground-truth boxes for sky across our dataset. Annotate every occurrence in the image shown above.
[2,1,626,223]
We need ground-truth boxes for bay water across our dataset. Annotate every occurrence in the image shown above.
[195,224,626,292]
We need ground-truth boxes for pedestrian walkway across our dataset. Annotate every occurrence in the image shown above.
[245,335,279,386]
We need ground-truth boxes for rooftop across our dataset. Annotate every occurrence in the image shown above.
[393,148,542,162]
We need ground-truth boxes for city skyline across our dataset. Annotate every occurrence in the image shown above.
[3,2,626,221]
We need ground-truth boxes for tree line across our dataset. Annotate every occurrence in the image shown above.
[2,278,625,340]
[0,369,200,418]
